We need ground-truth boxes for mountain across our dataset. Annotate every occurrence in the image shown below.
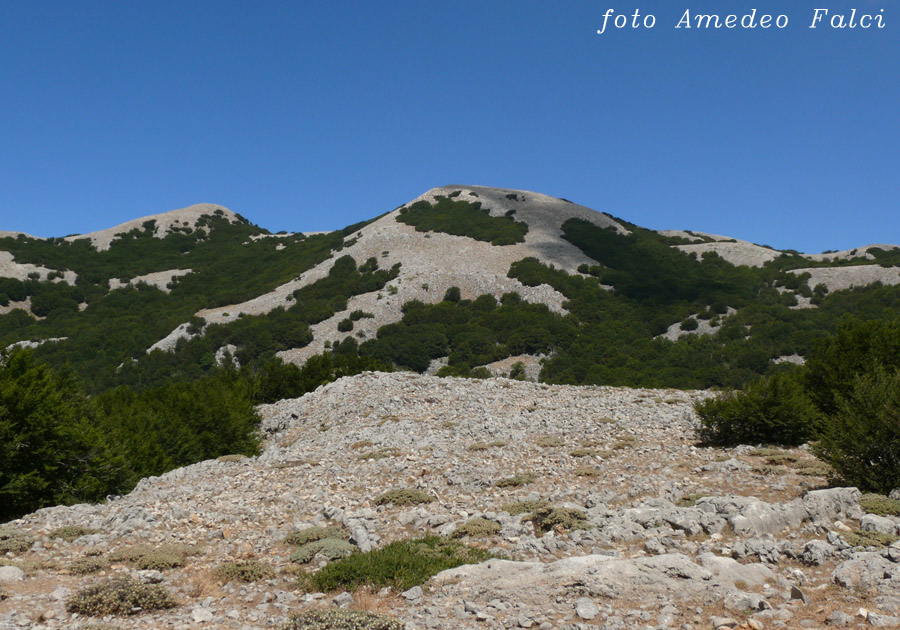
[2,185,899,392]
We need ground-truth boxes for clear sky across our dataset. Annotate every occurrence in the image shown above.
[1,1,896,253]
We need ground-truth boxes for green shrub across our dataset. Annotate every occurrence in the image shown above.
[373,488,433,506]
[68,557,108,575]
[65,577,176,616]
[285,525,349,546]
[281,609,403,630]
[397,197,528,246]
[291,539,356,564]
[0,350,131,521]
[530,507,589,535]
[451,518,501,539]
[813,370,900,493]
[0,528,31,554]
[214,560,275,582]
[696,370,821,446]
[500,500,550,516]
[534,436,565,448]
[109,543,199,570]
[307,535,491,592]
[443,286,461,302]
[467,440,506,451]
[50,526,99,542]
[337,319,353,332]
[680,318,699,331]
[569,448,601,458]
[494,474,535,488]
[842,529,899,548]
[859,493,900,517]
[676,493,706,508]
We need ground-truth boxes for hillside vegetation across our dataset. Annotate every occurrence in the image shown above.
[2,189,900,516]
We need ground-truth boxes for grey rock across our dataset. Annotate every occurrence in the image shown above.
[191,607,214,623]
[0,566,25,583]
[801,539,835,566]
[868,612,900,628]
[574,597,599,620]
[724,590,771,612]
[332,591,353,607]
[832,552,896,589]
[825,610,854,626]
[711,616,739,629]
[861,514,900,535]
[402,586,423,603]
[790,584,809,604]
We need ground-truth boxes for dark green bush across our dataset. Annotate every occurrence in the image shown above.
[373,488,433,506]
[337,318,353,332]
[397,197,528,245]
[215,560,275,582]
[0,350,130,521]
[696,370,821,446]
[813,370,900,494]
[307,535,491,592]
[443,286,461,302]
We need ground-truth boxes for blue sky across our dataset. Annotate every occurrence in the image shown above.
[1,1,896,252]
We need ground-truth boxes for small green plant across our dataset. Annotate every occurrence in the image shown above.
[307,535,491,592]
[468,440,506,451]
[569,448,601,458]
[842,529,899,548]
[216,454,246,463]
[530,507,590,535]
[285,525,350,546]
[373,488,433,506]
[357,448,398,461]
[281,608,404,630]
[451,518,501,539]
[676,493,706,507]
[574,466,599,477]
[291,538,357,564]
[109,543,199,570]
[500,499,551,516]
[0,528,31,553]
[215,560,275,582]
[859,493,900,517]
[68,557,108,575]
[50,525,99,542]
[495,473,535,488]
[534,435,565,448]
[65,577,176,616]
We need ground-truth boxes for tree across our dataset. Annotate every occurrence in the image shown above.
[0,350,129,521]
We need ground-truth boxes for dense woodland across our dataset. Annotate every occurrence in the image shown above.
[2,197,899,518]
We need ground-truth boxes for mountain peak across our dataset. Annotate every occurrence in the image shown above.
[63,203,240,251]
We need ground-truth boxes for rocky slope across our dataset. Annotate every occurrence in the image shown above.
[2,373,899,629]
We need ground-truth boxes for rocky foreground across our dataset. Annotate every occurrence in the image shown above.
[2,373,900,630]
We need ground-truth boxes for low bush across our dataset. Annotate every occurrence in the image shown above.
[281,609,403,630]
[50,526,99,542]
[68,557,107,575]
[307,535,491,592]
[451,518,501,539]
[859,493,900,517]
[494,474,535,488]
[215,560,275,582]
[500,500,550,516]
[285,525,349,546]
[696,370,821,446]
[373,488,433,506]
[814,370,900,493]
[530,507,589,535]
[109,543,199,570]
[842,529,899,548]
[0,529,31,554]
[65,577,176,616]
[291,539,356,564]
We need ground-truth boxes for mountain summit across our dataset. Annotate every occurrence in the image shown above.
[1,185,899,391]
